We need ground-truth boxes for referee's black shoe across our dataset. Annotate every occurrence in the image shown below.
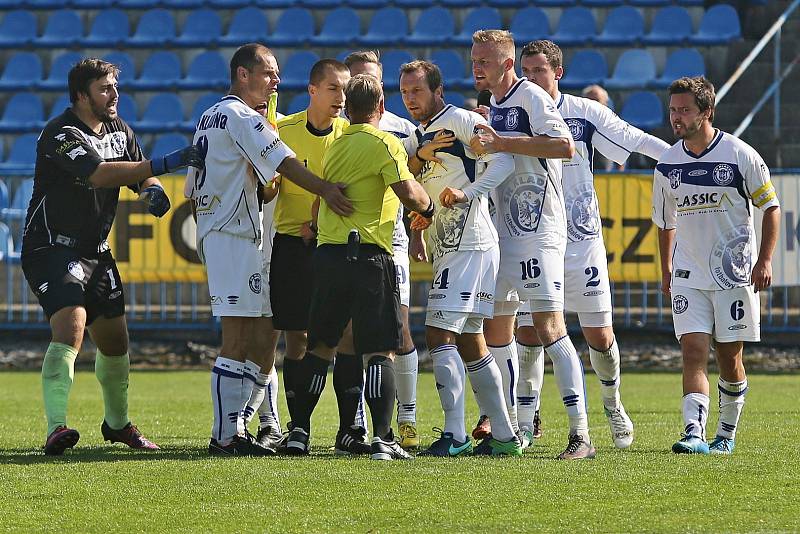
[371,432,412,461]
[285,427,310,455]
[256,425,283,449]
[209,434,276,456]
[334,426,371,456]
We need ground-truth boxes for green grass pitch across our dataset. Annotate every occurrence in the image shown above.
[0,370,798,533]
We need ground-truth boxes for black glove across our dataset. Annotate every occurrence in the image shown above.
[141,184,171,217]
[150,144,204,176]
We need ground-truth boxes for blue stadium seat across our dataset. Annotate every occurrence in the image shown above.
[652,48,705,89]
[347,0,387,7]
[150,133,189,159]
[441,0,481,7]
[359,7,408,47]
[179,51,228,90]
[630,0,670,6]
[133,93,184,133]
[550,7,597,47]
[385,93,411,120]
[0,221,20,263]
[605,49,656,89]
[38,52,83,91]
[312,7,360,47]
[102,52,136,87]
[380,50,415,90]
[162,0,206,7]
[620,91,663,130]
[270,8,314,46]
[174,9,222,47]
[35,9,83,48]
[116,0,160,8]
[253,0,295,7]
[219,7,268,46]
[71,0,115,7]
[279,51,320,90]
[126,9,176,48]
[3,178,33,223]
[394,0,429,7]
[642,6,693,46]
[452,7,502,46]
[301,0,340,7]
[26,0,66,8]
[182,92,222,132]
[677,0,704,5]
[48,94,71,120]
[559,50,608,89]
[0,179,7,213]
[532,0,576,5]
[405,7,454,46]
[286,93,310,115]
[0,94,45,133]
[486,0,528,7]
[595,6,643,46]
[0,53,43,91]
[509,7,550,44]
[0,134,37,171]
[583,0,622,6]
[209,0,252,6]
[690,4,741,45]
[117,93,137,124]
[130,51,181,90]
[0,10,37,48]
[445,91,465,109]
[430,50,468,90]
[82,9,130,48]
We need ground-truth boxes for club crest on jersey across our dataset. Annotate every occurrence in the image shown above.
[710,225,752,289]
[249,273,262,294]
[565,119,584,141]
[67,261,84,281]
[566,183,600,240]
[672,295,689,314]
[502,174,546,235]
[506,108,519,130]
[668,169,682,189]
[433,205,467,255]
[712,163,735,186]
[109,132,125,156]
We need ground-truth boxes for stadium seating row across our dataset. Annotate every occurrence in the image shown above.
[0,4,741,48]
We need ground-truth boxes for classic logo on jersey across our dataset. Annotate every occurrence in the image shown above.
[668,169,682,189]
[109,290,122,299]
[566,183,600,240]
[710,225,752,289]
[502,174,546,236]
[688,169,707,177]
[712,163,735,186]
[506,108,519,130]
[672,295,689,314]
[249,273,262,294]
[566,119,584,141]
[67,261,84,281]
[432,205,467,256]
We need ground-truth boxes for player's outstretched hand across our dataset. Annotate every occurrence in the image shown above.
[470,123,504,156]
[416,129,455,164]
[409,211,432,231]
[151,145,205,176]
[410,231,427,262]
[322,182,353,216]
[140,184,171,218]
[439,186,467,209]
[751,258,772,292]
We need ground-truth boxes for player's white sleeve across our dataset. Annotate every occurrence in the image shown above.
[403,130,419,156]
[526,88,571,139]
[590,102,670,164]
[455,110,513,200]
[651,169,677,230]
[741,146,779,211]
[183,169,195,199]
[228,108,295,186]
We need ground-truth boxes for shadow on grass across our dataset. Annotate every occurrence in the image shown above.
[0,446,212,464]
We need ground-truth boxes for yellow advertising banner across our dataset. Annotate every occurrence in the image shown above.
[111,174,661,283]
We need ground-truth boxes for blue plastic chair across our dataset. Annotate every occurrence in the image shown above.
[677,0,704,5]
[82,9,130,48]
[486,0,528,7]
[162,0,206,7]
[446,91,465,109]
[130,52,181,90]
[286,93,310,115]
[253,0,295,7]
[126,9,176,47]
[595,6,643,46]
[0,179,8,213]
[0,221,20,263]
[358,7,408,47]
[219,7,268,46]
[174,9,222,47]
[1,135,38,169]
[26,0,65,8]
[405,7,454,46]
[430,50,468,90]
[0,94,45,133]
[116,0,160,7]
[642,6,693,46]
[533,0,576,5]
[149,133,189,159]
[689,4,741,45]
[550,7,596,47]
[133,93,184,133]
[347,0,386,7]
[0,53,43,91]
[441,0,481,7]
[182,93,222,132]
[38,52,83,91]
[381,50,415,90]
[509,7,550,45]
[35,9,84,48]
[620,91,664,130]
[270,7,314,46]
[394,0,429,7]
[71,0,115,7]
[301,0,340,7]
[116,93,137,124]
[652,48,705,89]
[452,7,502,46]
[0,10,37,48]
[312,7,360,47]
[179,51,228,90]
[279,51,320,91]
[605,49,656,89]
[102,52,136,87]
[209,0,252,6]
[48,94,71,120]
[1,177,34,225]
[583,0,622,6]
[630,0,671,6]
[560,50,608,89]
[385,93,411,121]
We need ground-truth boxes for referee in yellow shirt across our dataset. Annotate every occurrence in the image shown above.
[284,74,433,460]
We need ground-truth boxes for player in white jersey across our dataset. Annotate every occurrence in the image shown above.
[185,44,352,456]
[652,76,780,455]
[515,40,671,449]
[469,30,596,460]
[343,51,421,449]
[398,60,518,456]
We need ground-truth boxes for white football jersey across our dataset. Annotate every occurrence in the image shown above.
[557,92,669,242]
[405,104,508,260]
[186,95,295,245]
[379,110,416,253]
[489,78,572,247]
[652,130,779,290]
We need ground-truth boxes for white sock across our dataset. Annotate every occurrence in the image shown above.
[517,342,544,430]
[716,378,747,439]
[682,392,710,440]
[465,354,515,441]
[244,370,268,424]
[489,342,519,432]
[354,370,369,433]
[545,336,589,440]
[395,348,418,424]
[239,360,261,433]
[589,339,621,410]
[210,356,244,444]
[431,344,466,441]
[258,366,281,429]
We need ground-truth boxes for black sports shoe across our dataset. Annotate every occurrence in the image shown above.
[208,434,276,456]
[284,427,310,455]
[472,435,494,456]
[371,434,412,461]
[418,428,472,457]
[256,425,283,449]
[334,426,371,456]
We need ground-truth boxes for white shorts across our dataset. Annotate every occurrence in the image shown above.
[426,310,484,334]
[495,238,565,309]
[671,285,760,343]
[393,248,410,308]
[426,246,499,317]
[200,231,271,318]
[565,239,612,313]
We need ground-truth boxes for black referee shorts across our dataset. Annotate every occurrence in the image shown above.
[21,246,125,324]
[269,232,316,331]
[307,244,402,356]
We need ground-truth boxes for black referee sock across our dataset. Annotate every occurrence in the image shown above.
[364,356,396,441]
[282,357,302,427]
[333,352,363,433]
[292,352,330,432]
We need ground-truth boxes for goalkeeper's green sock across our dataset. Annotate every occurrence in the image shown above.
[42,342,78,435]
[95,349,130,430]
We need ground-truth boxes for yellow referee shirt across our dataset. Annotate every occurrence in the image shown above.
[274,110,349,236]
[319,123,413,254]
